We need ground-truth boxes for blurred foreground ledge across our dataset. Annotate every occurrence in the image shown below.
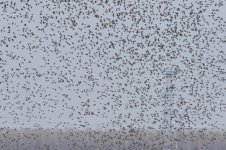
[0,128,226,150]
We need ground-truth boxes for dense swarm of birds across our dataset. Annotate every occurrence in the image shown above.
[0,0,225,149]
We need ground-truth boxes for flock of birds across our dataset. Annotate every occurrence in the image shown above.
[0,0,225,149]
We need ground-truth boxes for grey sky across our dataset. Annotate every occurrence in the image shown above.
[0,0,225,130]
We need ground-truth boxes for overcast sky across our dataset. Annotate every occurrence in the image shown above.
[0,0,226,130]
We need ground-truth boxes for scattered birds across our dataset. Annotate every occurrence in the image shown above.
[0,0,225,149]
